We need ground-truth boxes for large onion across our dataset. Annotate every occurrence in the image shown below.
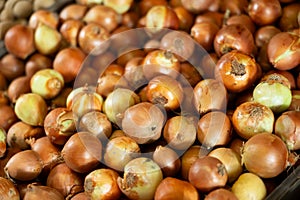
[242,133,289,178]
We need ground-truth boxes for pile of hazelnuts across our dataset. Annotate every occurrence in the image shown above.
[0,0,300,199]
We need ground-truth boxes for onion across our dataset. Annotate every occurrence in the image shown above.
[84,168,121,200]
[103,88,140,126]
[197,111,232,149]
[205,188,238,200]
[208,147,243,183]
[47,163,83,198]
[153,145,181,177]
[0,177,20,200]
[121,102,166,144]
[188,156,228,192]
[232,101,274,139]
[61,132,102,173]
[242,133,289,178]
[275,111,300,150]
[23,184,64,200]
[104,136,140,171]
[232,173,267,200]
[117,157,163,200]
[4,150,43,181]
[154,177,199,200]
[163,115,197,150]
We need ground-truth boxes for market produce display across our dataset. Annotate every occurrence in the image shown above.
[0,0,300,199]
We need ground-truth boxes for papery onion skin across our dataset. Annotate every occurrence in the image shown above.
[242,133,289,178]
[154,177,199,200]
[205,188,238,200]
[117,157,163,200]
[275,111,300,150]
[23,184,64,200]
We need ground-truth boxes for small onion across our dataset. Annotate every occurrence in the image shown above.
[104,136,140,171]
[103,88,140,126]
[242,133,289,178]
[153,145,181,177]
[275,111,300,150]
[117,157,163,200]
[163,115,197,150]
[154,177,199,200]
[188,156,228,192]
[61,132,102,173]
[232,173,267,200]
[79,111,112,141]
[0,177,20,200]
[232,101,274,139]
[205,188,238,200]
[253,80,292,113]
[4,150,43,181]
[208,147,243,183]
[121,102,166,144]
[23,184,64,200]
[47,163,83,198]
[84,168,121,200]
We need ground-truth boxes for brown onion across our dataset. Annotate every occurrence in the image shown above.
[193,79,228,115]
[197,111,232,149]
[5,150,43,181]
[23,184,64,200]
[0,105,18,131]
[47,163,83,198]
[154,177,199,200]
[208,147,243,183]
[4,24,35,59]
[188,156,228,192]
[7,76,31,103]
[79,111,112,141]
[242,133,289,178]
[153,145,181,177]
[7,121,44,150]
[275,111,300,150]
[84,168,121,200]
[0,177,20,200]
[59,3,88,21]
[61,132,102,173]
[232,101,274,139]
[226,14,256,34]
[122,102,166,144]
[0,53,25,81]
[205,188,238,200]
[147,75,184,110]
[163,115,197,150]
[29,137,62,174]
[214,24,255,57]
[248,0,282,26]
[44,108,76,145]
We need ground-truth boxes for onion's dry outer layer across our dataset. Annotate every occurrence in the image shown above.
[275,111,300,150]
[205,188,238,200]
[61,132,102,173]
[117,157,163,200]
[242,133,289,178]
[154,177,199,200]
[0,177,20,200]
